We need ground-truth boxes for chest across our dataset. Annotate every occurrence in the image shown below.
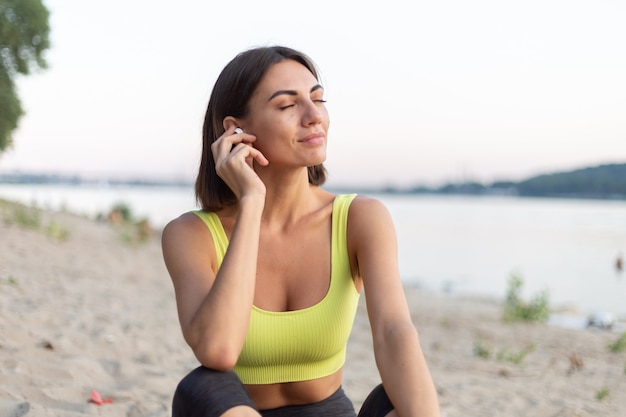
[254,221,332,312]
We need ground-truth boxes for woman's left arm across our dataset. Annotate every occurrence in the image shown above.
[348,196,440,417]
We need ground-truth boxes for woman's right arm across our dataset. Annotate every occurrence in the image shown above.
[162,197,263,370]
[162,127,268,370]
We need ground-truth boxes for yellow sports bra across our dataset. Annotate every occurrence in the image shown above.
[192,194,360,384]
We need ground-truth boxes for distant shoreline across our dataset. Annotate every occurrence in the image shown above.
[3,179,625,202]
[2,162,625,200]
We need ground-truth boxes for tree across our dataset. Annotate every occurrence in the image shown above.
[0,0,50,153]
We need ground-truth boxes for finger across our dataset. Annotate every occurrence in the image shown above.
[211,137,232,164]
[252,149,269,166]
[223,142,269,171]
[212,130,254,162]
[230,142,268,165]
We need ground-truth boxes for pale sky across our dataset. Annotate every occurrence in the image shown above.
[2,0,625,187]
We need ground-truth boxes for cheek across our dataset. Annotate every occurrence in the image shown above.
[320,107,330,128]
[250,127,282,157]
[254,112,294,142]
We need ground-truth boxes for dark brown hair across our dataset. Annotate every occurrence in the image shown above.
[195,46,327,211]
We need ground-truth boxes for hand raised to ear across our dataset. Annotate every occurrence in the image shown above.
[211,126,269,201]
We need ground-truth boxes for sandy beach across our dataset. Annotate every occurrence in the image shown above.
[1,199,625,417]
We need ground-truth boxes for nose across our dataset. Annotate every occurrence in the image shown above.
[302,99,323,126]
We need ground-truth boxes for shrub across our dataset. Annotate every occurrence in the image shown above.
[105,202,153,243]
[608,332,626,353]
[473,339,491,359]
[12,205,41,229]
[46,220,70,241]
[4,202,69,241]
[503,273,550,323]
[496,343,536,365]
[108,202,133,224]
[596,387,610,401]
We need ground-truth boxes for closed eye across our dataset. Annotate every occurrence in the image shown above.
[269,84,325,107]
[280,99,325,110]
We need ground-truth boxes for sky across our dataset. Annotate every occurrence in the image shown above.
[2,0,625,188]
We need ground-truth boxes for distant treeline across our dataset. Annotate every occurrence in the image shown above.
[347,163,626,200]
[2,163,625,200]
[0,172,191,188]
[513,163,626,199]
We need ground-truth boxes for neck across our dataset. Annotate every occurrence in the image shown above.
[258,168,318,226]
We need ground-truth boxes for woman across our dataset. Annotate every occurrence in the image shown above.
[162,46,440,417]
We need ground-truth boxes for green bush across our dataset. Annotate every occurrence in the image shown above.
[1,275,18,286]
[608,332,626,353]
[109,202,134,223]
[473,339,536,365]
[473,339,491,359]
[497,343,536,365]
[11,205,41,229]
[105,202,153,243]
[2,201,68,241]
[596,387,610,401]
[503,273,550,323]
[46,220,70,241]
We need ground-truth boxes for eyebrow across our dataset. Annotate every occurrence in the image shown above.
[268,84,324,102]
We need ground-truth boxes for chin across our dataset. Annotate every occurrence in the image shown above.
[308,157,327,167]
[310,150,327,164]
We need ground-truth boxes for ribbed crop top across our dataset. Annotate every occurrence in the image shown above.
[192,194,360,384]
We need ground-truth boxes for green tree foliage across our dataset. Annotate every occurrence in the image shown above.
[0,0,50,152]
[402,163,626,199]
[517,164,626,198]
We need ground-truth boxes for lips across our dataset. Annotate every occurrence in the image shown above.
[299,132,325,145]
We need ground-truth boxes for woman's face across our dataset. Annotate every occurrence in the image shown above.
[241,59,329,170]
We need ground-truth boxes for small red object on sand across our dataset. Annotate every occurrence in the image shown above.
[89,390,113,405]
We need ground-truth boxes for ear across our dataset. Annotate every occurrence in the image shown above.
[223,116,243,132]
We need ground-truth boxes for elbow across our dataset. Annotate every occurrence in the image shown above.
[197,353,239,372]
[182,324,243,371]
[192,340,241,371]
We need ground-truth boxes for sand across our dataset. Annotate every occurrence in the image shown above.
[1,200,625,417]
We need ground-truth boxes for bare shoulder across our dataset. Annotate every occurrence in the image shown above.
[346,196,400,291]
[161,211,218,286]
[162,211,214,260]
[348,195,395,230]
[346,195,398,263]
[162,211,203,237]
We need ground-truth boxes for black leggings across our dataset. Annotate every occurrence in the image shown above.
[172,367,394,417]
